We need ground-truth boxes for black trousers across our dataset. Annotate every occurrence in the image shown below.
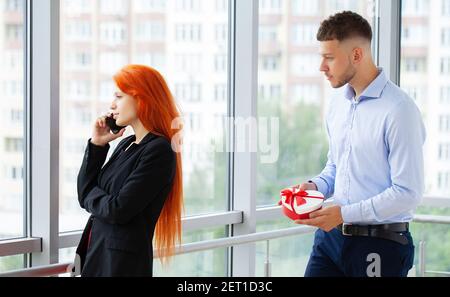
[305,228,415,277]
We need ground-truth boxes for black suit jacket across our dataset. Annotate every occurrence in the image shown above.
[75,132,176,277]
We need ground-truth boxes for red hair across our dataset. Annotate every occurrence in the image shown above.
[113,64,183,264]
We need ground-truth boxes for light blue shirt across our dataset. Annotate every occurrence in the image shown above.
[311,68,426,225]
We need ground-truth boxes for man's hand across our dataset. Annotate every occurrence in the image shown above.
[294,205,344,232]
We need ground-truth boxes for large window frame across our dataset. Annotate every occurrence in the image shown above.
[1,0,450,276]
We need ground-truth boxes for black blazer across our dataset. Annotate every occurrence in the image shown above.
[75,132,176,277]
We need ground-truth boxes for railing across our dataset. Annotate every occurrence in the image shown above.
[1,211,450,277]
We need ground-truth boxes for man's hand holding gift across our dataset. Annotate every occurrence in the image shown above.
[279,182,344,232]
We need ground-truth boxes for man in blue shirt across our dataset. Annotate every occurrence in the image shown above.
[295,11,426,277]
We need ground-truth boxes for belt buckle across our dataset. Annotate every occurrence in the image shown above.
[342,223,353,236]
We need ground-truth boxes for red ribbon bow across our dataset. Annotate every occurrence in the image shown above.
[278,186,324,210]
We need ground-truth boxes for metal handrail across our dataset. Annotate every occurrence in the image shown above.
[0,225,317,277]
[1,213,450,277]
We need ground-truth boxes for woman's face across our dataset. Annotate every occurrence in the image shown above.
[110,86,138,127]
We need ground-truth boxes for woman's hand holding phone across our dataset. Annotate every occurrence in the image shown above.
[91,113,126,147]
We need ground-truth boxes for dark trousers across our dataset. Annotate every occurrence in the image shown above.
[305,228,415,277]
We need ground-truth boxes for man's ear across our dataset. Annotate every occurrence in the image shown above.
[352,47,364,64]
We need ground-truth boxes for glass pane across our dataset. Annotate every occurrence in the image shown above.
[0,0,25,239]
[255,218,315,276]
[0,254,24,273]
[410,206,450,276]
[59,0,230,232]
[59,226,228,276]
[256,0,377,206]
[154,226,227,276]
[400,0,450,199]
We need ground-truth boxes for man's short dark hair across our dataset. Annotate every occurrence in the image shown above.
[316,11,372,42]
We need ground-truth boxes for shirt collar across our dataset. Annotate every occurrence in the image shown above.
[344,67,388,102]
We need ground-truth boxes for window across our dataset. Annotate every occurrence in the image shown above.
[292,23,319,46]
[443,0,450,17]
[441,57,450,74]
[290,84,321,105]
[64,51,92,71]
[402,57,427,73]
[259,0,282,14]
[4,137,23,153]
[133,0,166,12]
[99,0,127,15]
[175,24,202,42]
[214,54,227,72]
[65,81,91,101]
[5,24,23,42]
[259,25,278,43]
[174,83,202,102]
[134,52,166,71]
[260,55,280,71]
[438,172,450,190]
[64,20,92,42]
[441,86,450,104]
[440,115,450,132]
[402,25,428,45]
[291,0,319,16]
[401,0,450,197]
[100,22,127,45]
[175,0,202,12]
[175,53,202,73]
[135,21,165,42]
[439,143,450,160]
[290,54,321,76]
[214,84,227,102]
[99,52,127,74]
[1,0,25,240]
[60,0,230,237]
[442,28,450,46]
[5,0,23,12]
[402,0,429,15]
[215,24,227,43]
[63,0,91,15]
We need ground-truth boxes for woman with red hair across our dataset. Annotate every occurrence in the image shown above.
[76,64,183,277]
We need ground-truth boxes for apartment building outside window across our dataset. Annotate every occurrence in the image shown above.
[443,0,450,16]
[442,57,450,74]
[291,0,319,16]
[175,24,202,42]
[133,0,166,12]
[175,0,202,12]
[440,115,450,132]
[64,20,92,42]
[292,24,319,45]
[442,28,450,46]
[439,143,450,160]
[99,0,128,15]
[100,22,126,45]
[441,86,450,104]
[135,21,165,42]
[403,0,430,15]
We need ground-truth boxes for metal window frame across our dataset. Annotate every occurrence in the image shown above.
[28,0,60,267]
[229,0,259,277]
[378,0,402,84]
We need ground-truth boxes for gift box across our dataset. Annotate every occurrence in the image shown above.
[278,186,324,220]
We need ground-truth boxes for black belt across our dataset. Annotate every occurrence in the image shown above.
[336,223,410,245]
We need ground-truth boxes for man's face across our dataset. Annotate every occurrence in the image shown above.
[319,40,357,88]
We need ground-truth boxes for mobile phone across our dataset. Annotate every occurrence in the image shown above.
[105,114,126,134]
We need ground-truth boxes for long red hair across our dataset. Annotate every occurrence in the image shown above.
[113,64,183,264]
